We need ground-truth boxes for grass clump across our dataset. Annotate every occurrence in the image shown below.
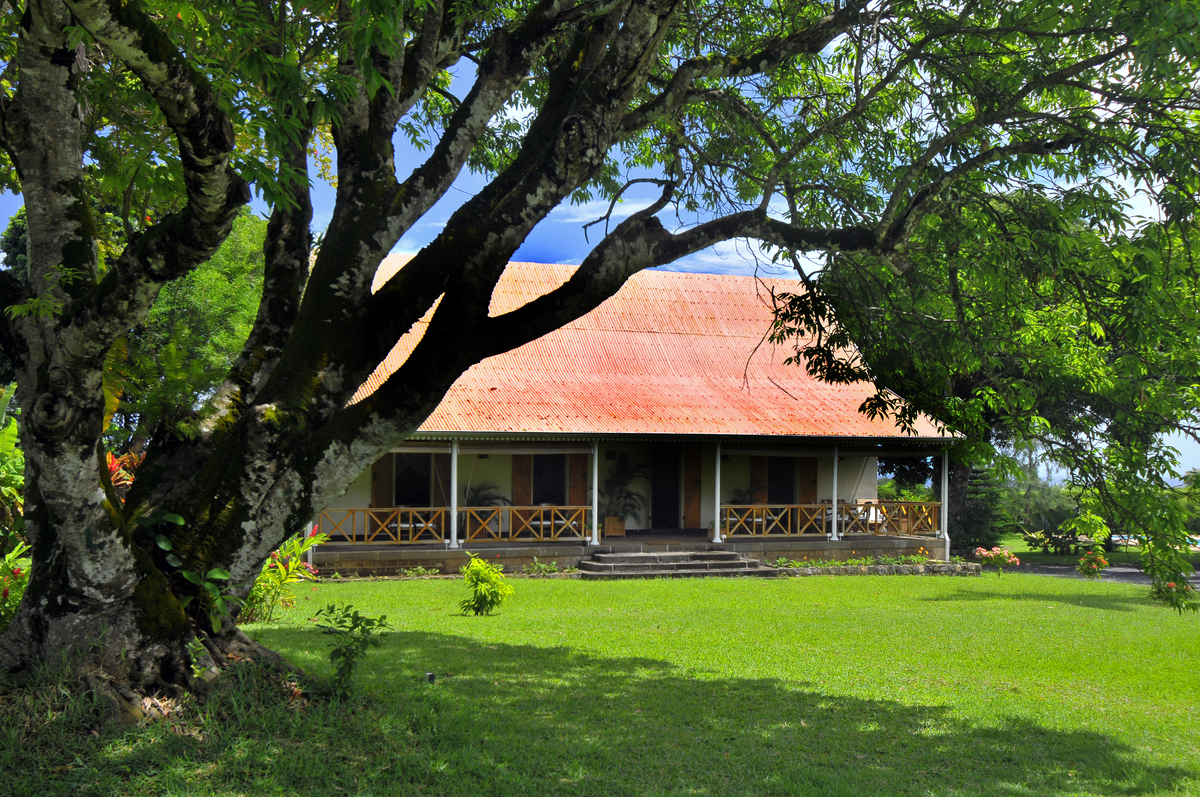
[521,557,559,576]
[400,565,441,577]
[769,553,932,568]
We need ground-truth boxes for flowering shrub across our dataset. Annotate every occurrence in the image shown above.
[1076,548,1109,580]
[1150,579,1198,615]
[0,541,31,634]
[106,450,145,490]
[975,546,1020,576]
[240,529,329,624]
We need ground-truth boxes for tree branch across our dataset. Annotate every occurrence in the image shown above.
[209,132,313,422]
[618,2,874,135]
[58,0,250,362]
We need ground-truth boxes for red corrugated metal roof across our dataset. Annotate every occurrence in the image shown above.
[353,257,948,440]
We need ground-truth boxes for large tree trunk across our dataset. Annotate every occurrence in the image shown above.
[0,0,250,689]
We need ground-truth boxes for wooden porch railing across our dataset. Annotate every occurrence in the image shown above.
[722,501,940,537]
[463,506,591,542]
[312,507,448,544]
[312,506,592,544]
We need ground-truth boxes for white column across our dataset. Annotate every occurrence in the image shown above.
[449,439,460,549]
[712,441,723,543]
[590,441,600,546]
[830,445,839,541]
[940,449,950,560]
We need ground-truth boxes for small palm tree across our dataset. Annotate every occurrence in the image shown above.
[599,454,648,521]
[461,482,512,538]
[463,482,512,507]
[728,478,766,505]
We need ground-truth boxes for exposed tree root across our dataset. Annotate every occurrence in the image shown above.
[2,611,302,724]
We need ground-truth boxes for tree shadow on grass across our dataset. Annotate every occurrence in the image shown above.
[41,628,1195,797]
[919,581,1153,612]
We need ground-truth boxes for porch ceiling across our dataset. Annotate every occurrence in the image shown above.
[357,258,952,442]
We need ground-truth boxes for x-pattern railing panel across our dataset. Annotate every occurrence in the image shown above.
[874,502,939,535]
[506,506,589,541]
[315,508,446,543]
[722,503,941,537]
[465,508,504,542]
[723,505,827,536]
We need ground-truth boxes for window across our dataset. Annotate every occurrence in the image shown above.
[531,454,566,505]
[393,453,431,507]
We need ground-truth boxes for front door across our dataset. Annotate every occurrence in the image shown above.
[767,457,795,504]
[650,444,680,529]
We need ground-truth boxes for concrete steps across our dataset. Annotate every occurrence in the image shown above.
[577,550,777,580]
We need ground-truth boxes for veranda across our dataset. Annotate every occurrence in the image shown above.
[308,439,950,574]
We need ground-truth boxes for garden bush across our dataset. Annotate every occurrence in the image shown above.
[0,541,30,634]
[240,529,328,623]
[315,603,391,699]
[459,553,513,615]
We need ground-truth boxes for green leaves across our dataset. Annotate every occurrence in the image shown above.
[459,553,514,616]
[315,602,391,699]
[111,210,267,447]
[774,187,1200,606]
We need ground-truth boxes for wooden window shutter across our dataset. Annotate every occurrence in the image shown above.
[370,455,394,508]
[511,454,533,506]
[750,456,769,504]
[568,453,588,506]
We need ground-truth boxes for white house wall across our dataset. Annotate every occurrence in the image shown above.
[720,455,753,503]
[817,456,878,501]
[327,467,371,509]
[456,453,513,504]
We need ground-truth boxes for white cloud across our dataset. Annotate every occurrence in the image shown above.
[547,197,657,225]
[657,239,811,280]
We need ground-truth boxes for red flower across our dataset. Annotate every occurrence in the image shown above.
[2,586,7,600]
[12,567,20,577]
[1167,582,1176,588]
[309,529,318,538]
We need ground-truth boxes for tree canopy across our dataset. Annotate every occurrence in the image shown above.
[0,0,1198,692]
[772,194,1200,602]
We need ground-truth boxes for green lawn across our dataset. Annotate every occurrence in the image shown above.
[995,532,1200,568]
[4,575,1198,796]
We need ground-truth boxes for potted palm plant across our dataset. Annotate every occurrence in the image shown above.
[461,482,512,538]
[599,454,647,537]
